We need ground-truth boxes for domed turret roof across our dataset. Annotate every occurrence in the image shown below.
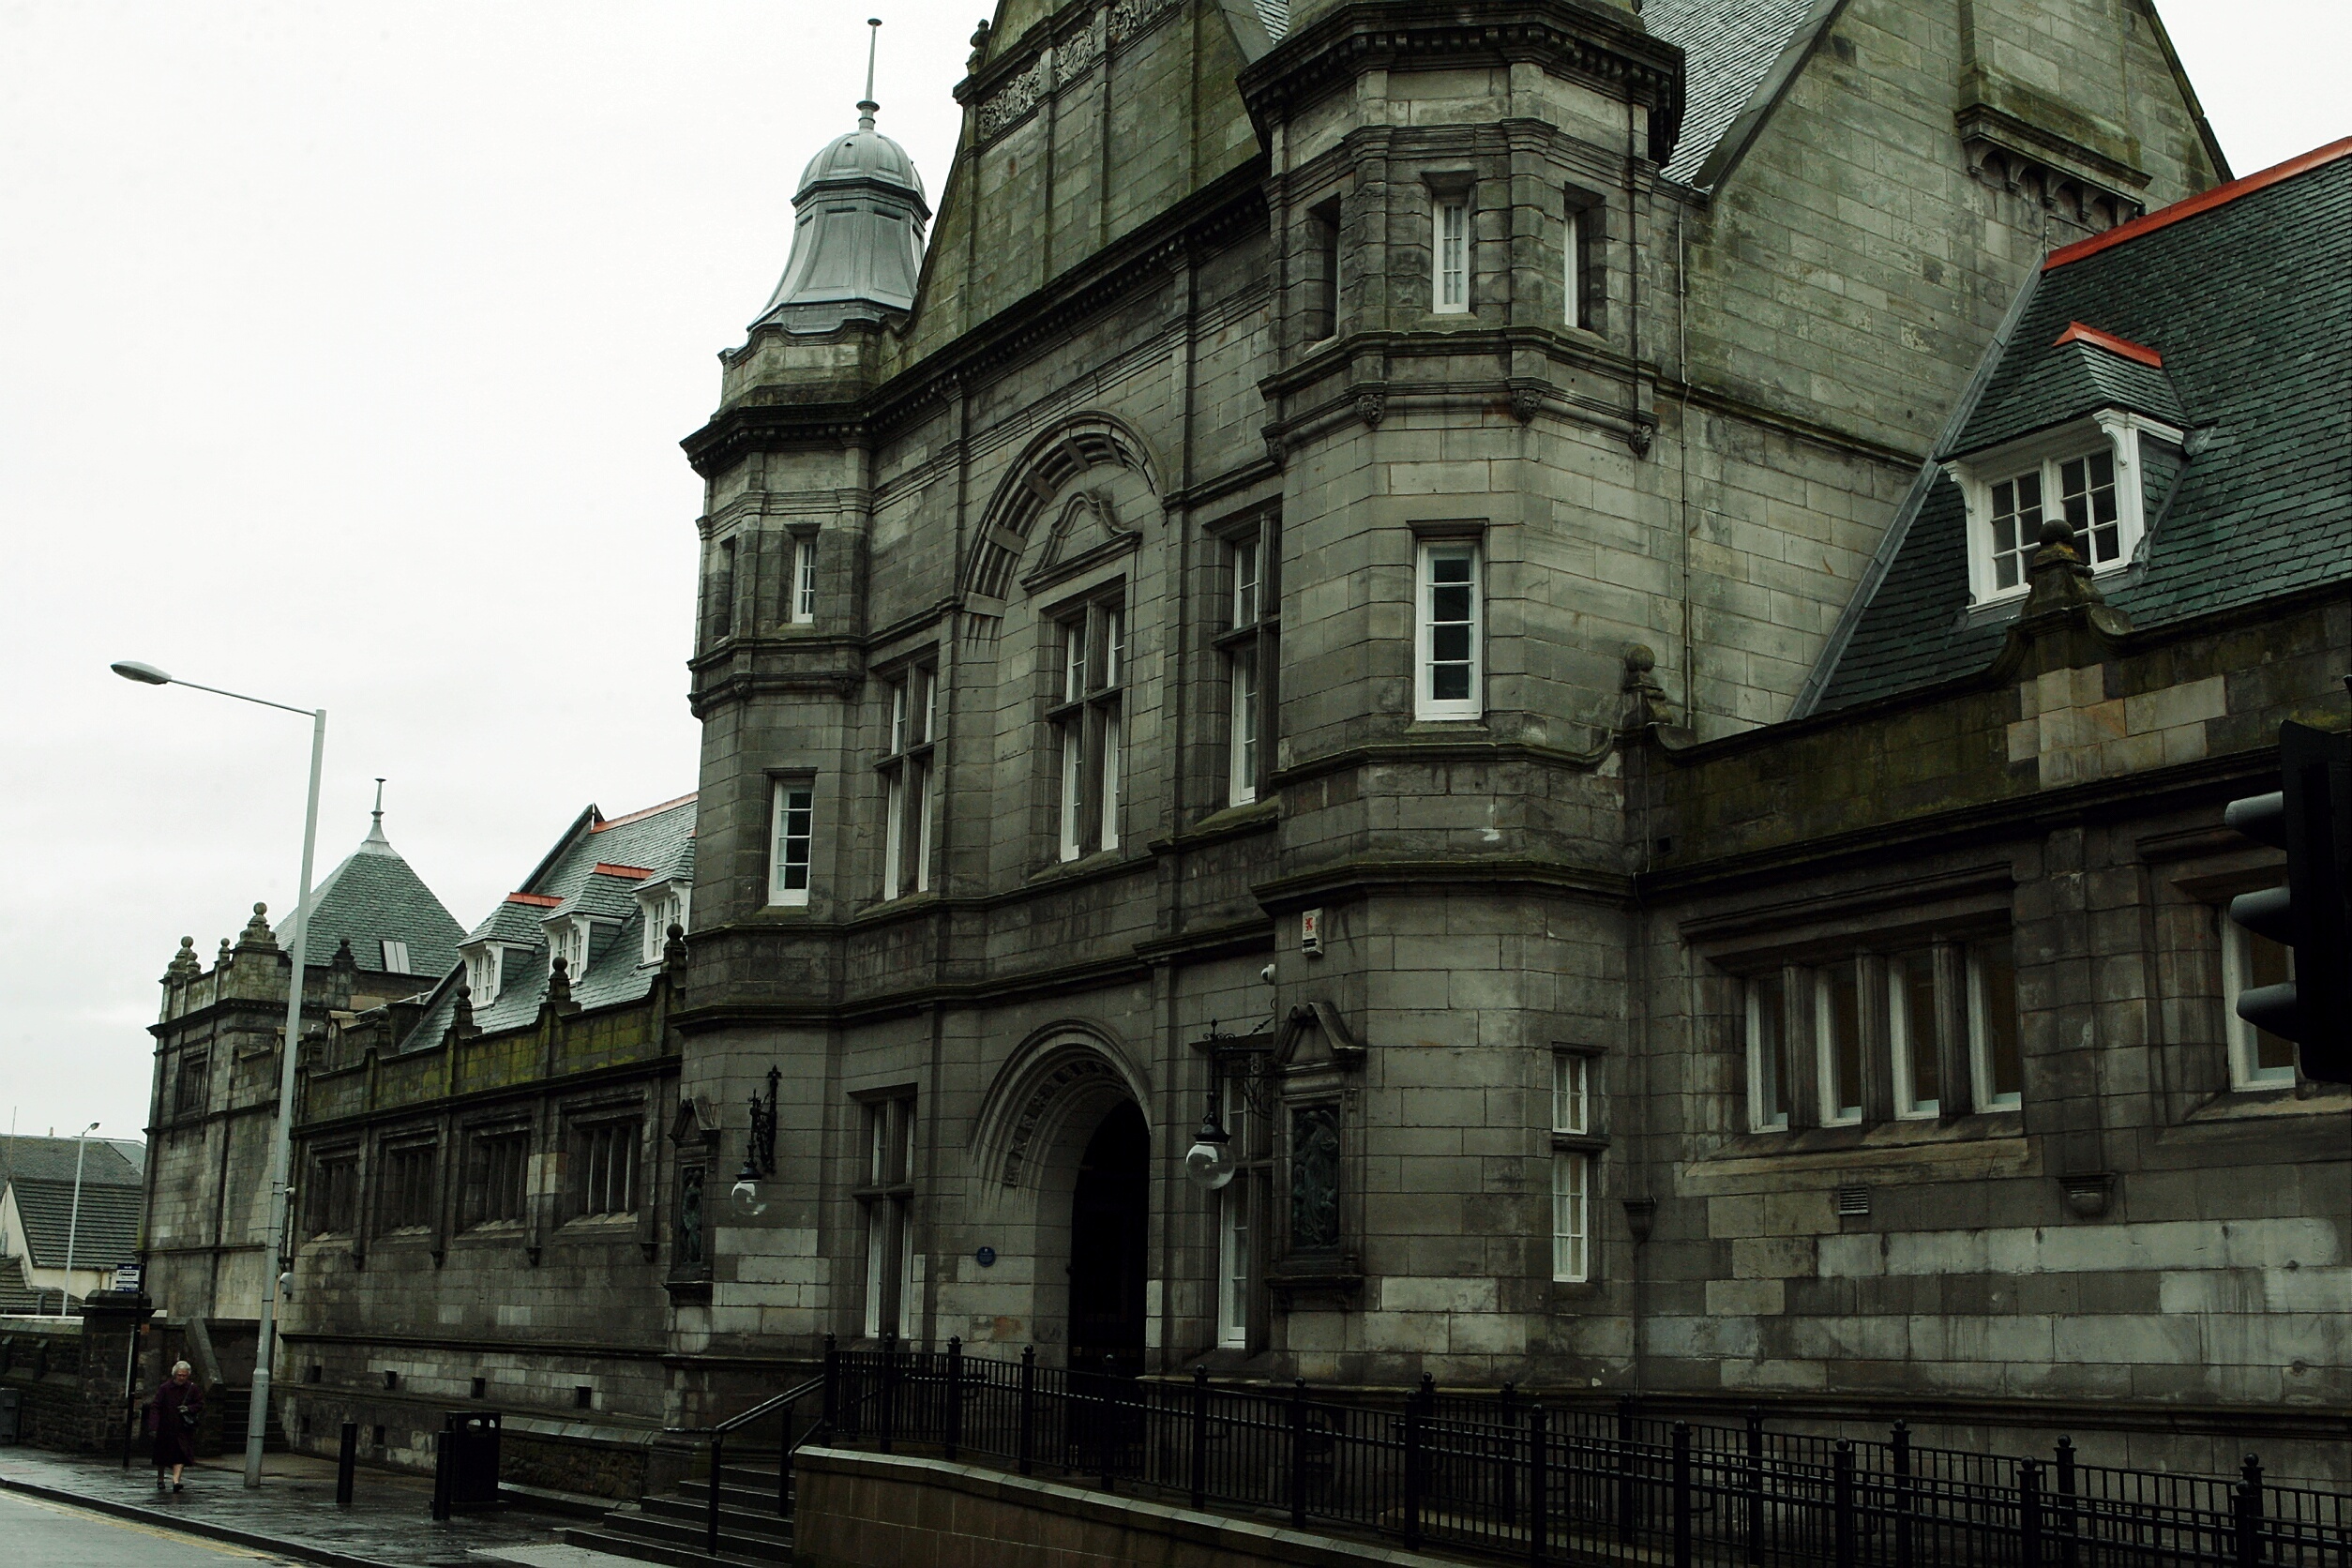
[753,25,931,336]
[797,124,925,204]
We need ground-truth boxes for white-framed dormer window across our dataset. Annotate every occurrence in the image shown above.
[462,942,505,1007]
[789,534,818,625]
[542,914,601,982]
[1413,538,1482,720]
[636,880,690,965]
[1948,409,2181,607]
[1431,189,1470,314]
[2222,916,2298,1088]
[380,939,411,973]
[769,778,816,907]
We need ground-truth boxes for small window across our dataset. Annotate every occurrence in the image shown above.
[380,939,411,972]
[465,1131,530,1227]
[711,536,737,640]
[879,665,939,901]
[1988,471,2043,594]
[1563,200,1599,331]
[1815,961,1863,1125]
[174,1052,211,1118]
[858,1094,917,1339]
[309,1154,358,1236]
[574,1120,640,1217]
[1432,194,1470,313]
[790,535,818,625]
[1968,940,2023,1110]
[1216,1078,1252,1348]
[464,944,505,1006]
[770,780,815,906]
[1551,1152,1590,1283]
[640,886,688,964]
[1885,949,1941,1118]
[1551,1052,1588,1136]
[1746,973,1790,1131]
[1221,532,1275,807]
[1048,596,1126,861]
[377,1143,439,1232]
[2223,917,2297,1088]
[2058,450,2121,566]
[1308,201,1341,341]
[1413,540,1482,720]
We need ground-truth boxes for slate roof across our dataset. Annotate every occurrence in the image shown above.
[300,815,465,978]
[399,794,696,1049]
[0,1136,143,1189]
[1953,336,2187,455]
[1646,0,1821,186]
[0,1267,71,1314]
[6,1178,143,1270]
[1812,142,2352,712]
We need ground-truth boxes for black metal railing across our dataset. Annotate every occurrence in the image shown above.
[819,1340,2352,1568]
[667,1372,826,1556]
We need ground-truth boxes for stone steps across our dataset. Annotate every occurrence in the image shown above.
[560,1463,796,1568]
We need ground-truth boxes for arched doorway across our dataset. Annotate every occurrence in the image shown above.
[1066,1101,1148,1371]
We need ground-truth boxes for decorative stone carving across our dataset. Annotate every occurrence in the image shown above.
[1003,1053,1120,1185]
[1289,1105,1342,1253]
[1509,384,1545,425]
[1056,21,1105,84]
[975,57,1048,141]
[1352,385,1386,429]
[1107,0,1180,47]
[1626,420,1654,458]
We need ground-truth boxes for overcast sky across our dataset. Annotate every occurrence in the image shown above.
[0,2,2341,1146]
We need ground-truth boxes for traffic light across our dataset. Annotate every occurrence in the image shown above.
[2224,719,2352,1084]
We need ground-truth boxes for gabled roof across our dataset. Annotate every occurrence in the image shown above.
[5,1178,142,1270]
[1812,142,2352,712]
[300,814,465,978]
[1952,328,2187,455]
[400,793,697,1048]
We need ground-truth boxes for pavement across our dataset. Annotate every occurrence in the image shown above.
[0,1444,644,1568]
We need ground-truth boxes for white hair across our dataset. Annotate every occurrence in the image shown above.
[172,1361,193,1376]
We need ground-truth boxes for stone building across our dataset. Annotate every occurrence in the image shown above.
[143,805,463,1330]
[658,0,2349,1485]
[276,792,697,1495]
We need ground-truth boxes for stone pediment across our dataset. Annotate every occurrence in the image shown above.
[1019,490,1141,594]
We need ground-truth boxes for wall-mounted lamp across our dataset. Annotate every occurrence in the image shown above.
[731,1065,781,1215]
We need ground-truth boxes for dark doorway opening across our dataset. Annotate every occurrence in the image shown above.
[1066,1101,1148,1371]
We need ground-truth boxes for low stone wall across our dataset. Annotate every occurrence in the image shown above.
[792,1446,1481,1568]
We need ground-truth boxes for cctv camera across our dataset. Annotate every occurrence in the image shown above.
[1259,964,1276,985]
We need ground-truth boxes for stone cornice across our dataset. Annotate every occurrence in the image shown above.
[1235,0,1685,163]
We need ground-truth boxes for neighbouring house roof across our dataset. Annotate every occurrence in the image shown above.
[1810,141,2352,712]
[0,1135,143,1189]
[298,813,466,979]
[401,793,698,1048]
[5,1178,143,1272]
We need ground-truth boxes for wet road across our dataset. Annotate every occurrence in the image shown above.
[0,1486,294,1567]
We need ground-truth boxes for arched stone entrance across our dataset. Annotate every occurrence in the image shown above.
[1066,1101,1148,1371]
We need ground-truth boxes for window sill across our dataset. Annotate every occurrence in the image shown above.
[2182,1080,2352,1123]
[456,1219,526,1239]
[554,1214,639,1237]
[1703,1111,2027,1170]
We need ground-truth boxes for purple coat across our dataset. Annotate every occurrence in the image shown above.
[149,1378,203,1468]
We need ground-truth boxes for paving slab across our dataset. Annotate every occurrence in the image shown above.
[0,1444,577,1568]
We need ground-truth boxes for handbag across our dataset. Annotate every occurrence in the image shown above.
[178,1400,202,1431]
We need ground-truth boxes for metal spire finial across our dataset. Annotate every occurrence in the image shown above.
[858,18,882,130]
[365,777,390,847]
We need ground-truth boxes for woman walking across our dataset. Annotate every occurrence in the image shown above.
[148,1361,204,1492]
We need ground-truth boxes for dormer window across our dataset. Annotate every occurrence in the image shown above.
[542,915,596,980]
[636,881,690,964]
[380,939,411,972]
[462,942,505,1006]
[1947,409,2180,607]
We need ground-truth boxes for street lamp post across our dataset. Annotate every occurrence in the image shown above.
[113,659,325,1489]
[59,1121,99,1317]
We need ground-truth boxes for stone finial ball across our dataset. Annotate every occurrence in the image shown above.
[1623,643,1656,674]
[2040,519,2076,550]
